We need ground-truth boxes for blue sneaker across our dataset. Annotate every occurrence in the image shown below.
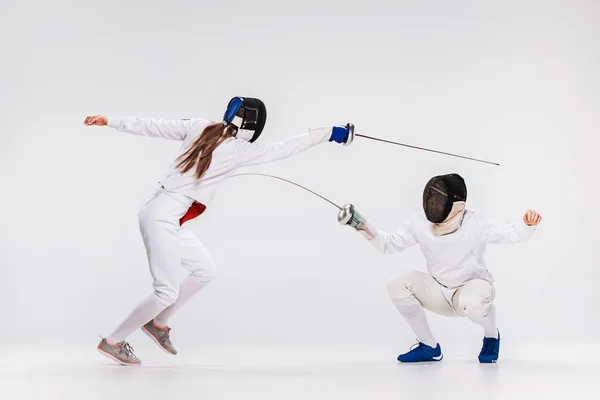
[478,331,500,363]
[397,342,443,362]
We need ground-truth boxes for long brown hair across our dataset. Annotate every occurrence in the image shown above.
[175,109,242,179]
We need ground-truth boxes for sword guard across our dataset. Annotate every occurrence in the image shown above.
[337,203,356,225]
[343,123,355,146]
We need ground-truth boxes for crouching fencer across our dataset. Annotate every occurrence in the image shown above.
[84,97,352,366]
[338,173,542,363]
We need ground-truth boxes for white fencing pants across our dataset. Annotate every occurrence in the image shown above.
[107,188,216,343]
[386,270,497,347]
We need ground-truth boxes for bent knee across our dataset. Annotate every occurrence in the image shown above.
[188,262,217,283]
[386,271,422,300]
[152,286,179,307]
[190,270,216,283]
[457,289,494,317]
[461,301,493,318]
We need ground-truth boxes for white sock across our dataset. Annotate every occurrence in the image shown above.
[107,295,166,343]
[467,305,498,338]
[392,296,438,348]
[154,276,210,328]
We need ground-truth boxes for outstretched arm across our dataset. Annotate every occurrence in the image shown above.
[480,209,542,244]
[84,114,206,141]
[338,204,418,254]
[236,126,349,167]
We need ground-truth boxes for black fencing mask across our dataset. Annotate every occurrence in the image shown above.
[422,174,467,223]
[222,97,267,143]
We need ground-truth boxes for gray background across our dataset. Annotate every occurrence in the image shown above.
[1,0,598,353]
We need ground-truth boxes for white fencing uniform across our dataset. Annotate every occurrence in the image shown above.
[365,210,537,345]
[107,117,328,205]
[105,117,333,343]
[369,210,537,289]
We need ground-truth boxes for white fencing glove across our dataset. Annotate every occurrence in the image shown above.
[337,204,376,240]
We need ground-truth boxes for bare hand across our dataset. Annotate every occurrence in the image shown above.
[523,209,542,226]
[84,115,108,126]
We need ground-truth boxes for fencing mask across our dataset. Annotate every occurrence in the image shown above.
[422,173,467,223]
[223,97,267,143]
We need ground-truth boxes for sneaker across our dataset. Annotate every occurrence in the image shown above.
[142,320,178,355]
[97,338,141,366]
[397,342,443,363]
[478,331,500,363]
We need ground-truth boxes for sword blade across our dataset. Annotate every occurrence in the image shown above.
[355,133,500,166]
[229,173,343,210]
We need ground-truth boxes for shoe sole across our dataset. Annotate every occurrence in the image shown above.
[141,326,177,356]
[398,355,443,363]
[97,346,141,366]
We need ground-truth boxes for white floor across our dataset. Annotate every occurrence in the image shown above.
[1,343,599,400]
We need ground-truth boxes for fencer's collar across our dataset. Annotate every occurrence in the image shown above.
[431,201,466,236]
[236,128,255,141]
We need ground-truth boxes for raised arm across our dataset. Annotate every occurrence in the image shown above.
[83,114,207,141]
[106,117,207,141]
[236,126,348,167]
[479,209,542,244]
[338,204,418,254]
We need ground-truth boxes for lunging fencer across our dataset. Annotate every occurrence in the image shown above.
[83,97,352,365]
[338,173,542,363]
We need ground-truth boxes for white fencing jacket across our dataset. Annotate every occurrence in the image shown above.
[367,210,537,288]
[107,117,331,204]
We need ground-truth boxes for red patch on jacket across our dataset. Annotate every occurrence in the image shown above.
[180,202,207,226]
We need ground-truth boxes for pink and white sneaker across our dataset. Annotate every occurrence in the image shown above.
[142,320,178,355]
[97,338,141,366]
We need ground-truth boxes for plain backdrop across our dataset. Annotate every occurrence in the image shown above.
[1,0,599,353]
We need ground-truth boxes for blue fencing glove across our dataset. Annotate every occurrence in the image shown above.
[329,125,350,144]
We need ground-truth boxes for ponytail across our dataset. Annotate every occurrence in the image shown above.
[175,122,236,179]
